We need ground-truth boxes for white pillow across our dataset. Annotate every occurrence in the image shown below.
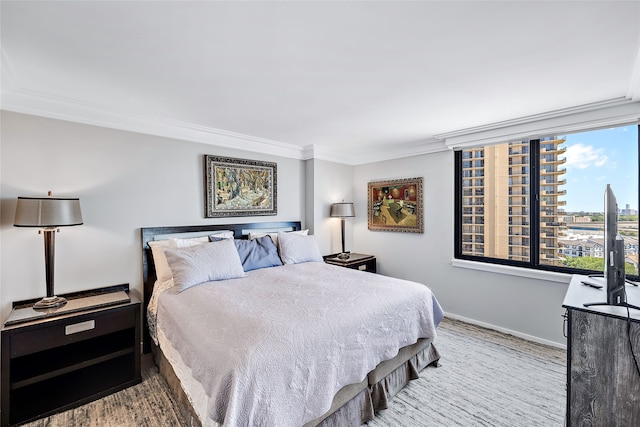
[164,238,246,292]
[148,240,175,284]
[277,232,323,265]
[170,236,210,247]
[249,229,308,245]
[148,236,210,283]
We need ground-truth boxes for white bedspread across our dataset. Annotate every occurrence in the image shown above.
[156,262,440,427]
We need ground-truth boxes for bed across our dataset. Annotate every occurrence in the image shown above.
[141,221,442,427]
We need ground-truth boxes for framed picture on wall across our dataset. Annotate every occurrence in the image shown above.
[204,155,277,217]
[367,177,423,233]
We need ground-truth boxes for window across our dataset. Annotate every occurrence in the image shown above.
[455,124,639,280]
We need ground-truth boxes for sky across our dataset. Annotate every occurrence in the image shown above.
[562,124,638,213]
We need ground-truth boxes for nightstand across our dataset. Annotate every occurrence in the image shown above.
[324,253,376,273]
[1,285,141,427]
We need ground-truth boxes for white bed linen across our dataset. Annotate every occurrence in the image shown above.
[155,262,439,427]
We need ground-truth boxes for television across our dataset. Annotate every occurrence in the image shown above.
[603,184,627,305]
[585,184,639,310]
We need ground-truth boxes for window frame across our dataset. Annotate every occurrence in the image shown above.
[454,125,640,281]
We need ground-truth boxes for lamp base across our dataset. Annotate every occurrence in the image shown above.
[33,296,67,310]
[337,252,351,260]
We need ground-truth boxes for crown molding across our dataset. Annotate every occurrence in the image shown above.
[0,84,449,165]
[348,138,448,166]
[303,145,357,165]
[437,98,633,141]
[440,98,640,149]
[1,87,307,160]
[3,82,636,165]
[304,137,447,166]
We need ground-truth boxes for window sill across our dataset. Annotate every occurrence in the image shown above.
[451,259,572,284]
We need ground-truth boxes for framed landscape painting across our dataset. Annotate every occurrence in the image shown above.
[368,177,423,233]
[204,155,277,217]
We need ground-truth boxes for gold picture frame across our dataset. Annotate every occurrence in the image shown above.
[367,177,423,233]
[204,155,277,217]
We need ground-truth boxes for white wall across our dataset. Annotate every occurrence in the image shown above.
[0,111,305,320]
[353,150,569,346]
[305,159,354,255]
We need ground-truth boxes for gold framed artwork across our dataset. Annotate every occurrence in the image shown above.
[204,155,277,217]
[367,177,423,233]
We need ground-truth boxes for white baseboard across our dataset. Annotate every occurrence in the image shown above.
[443,312,567,350]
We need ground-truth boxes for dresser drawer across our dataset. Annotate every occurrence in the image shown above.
[10,307,135,358]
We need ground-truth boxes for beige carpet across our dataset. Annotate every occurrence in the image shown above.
[366,318,566,426]
[23,318,566,426]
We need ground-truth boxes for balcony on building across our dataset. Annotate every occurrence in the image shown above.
[540,156,567,165]
[540,144,567,154]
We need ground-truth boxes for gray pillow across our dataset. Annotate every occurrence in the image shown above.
[164,238,246,292]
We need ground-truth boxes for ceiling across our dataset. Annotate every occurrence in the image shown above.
[2,1,639,164]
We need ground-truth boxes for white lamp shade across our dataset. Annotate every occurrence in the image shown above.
[330,202,355,218]
[14,196,83,228]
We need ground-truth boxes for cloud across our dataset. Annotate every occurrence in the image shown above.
[563,143,608,170]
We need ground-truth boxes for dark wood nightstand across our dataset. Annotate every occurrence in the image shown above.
[1,285,141,427]
[324,253,376,273]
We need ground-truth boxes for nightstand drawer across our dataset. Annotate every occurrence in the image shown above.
[10,307,135,358]
[324,253,377,273]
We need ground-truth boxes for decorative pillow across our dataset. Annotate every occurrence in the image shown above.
[164,238,246,292]
[234,236,283,272]
[148,237,209,284]
[248,229,309,245]
[277,232,323,265]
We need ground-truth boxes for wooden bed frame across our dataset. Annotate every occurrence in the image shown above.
[140,220,440,426]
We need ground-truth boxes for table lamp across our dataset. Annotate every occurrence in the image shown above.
[330,202,355,260]
[14,191,83,309]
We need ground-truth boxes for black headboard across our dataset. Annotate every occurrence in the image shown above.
[140,221,302,352]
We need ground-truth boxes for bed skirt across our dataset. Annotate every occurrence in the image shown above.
[152,339,440,427]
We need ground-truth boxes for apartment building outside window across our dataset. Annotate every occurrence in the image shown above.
[455,124,640,280]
